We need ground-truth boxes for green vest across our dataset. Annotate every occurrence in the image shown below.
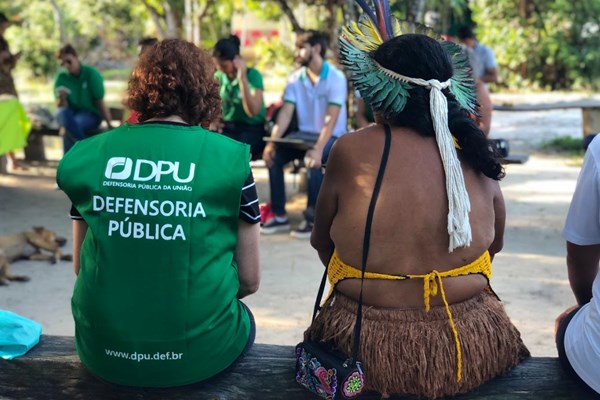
[57,123,251,387]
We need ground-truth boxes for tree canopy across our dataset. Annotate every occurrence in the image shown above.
[1,0,600,90]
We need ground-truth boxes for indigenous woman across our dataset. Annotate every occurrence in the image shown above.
[213,35,267,160]
[304,1,529,398]
[57,39,260,387]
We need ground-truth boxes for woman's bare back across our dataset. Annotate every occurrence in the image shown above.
[313,124,504,308]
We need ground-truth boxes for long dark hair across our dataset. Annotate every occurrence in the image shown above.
[213,35,241,61]
[372,34,503,180]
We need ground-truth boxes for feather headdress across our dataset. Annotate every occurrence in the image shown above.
[340,1,476,252]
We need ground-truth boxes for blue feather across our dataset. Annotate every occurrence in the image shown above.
[354,0,377,27]
[373,0,394,40]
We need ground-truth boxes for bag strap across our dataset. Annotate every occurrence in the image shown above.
[350,123,391,363]
[310,124,392,364]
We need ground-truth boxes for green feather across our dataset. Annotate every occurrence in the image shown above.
[340,17,477,119]
[440,41,478,115]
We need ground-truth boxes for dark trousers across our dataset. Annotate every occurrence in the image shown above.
[268,134,336,220]
[222,122,266,161]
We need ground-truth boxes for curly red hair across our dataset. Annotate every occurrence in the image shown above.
[126,39,221,127]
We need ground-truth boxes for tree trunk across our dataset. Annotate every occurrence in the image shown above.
[406,0,425,22]
[272,0,303,33]
[192,0,213,45]
[49,0,66,44]
[184,0,193,42]
[324,2,340,57]
[519,0,535,18]
[163,1,181,38]
[142,1,167,39]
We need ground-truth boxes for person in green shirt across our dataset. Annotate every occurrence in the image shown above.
[54,44,113,153]
[213,35,266,160]
[56,39,261,387]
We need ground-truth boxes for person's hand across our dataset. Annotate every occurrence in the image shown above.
[555,305,579,335]
[304,146,324,169]
[56,87,70,107]
[233,56,247,80]
[209,119,224,133]
[56,86,71,98]
[262,142,276,167]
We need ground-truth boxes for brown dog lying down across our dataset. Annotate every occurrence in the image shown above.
[0,227,72,285]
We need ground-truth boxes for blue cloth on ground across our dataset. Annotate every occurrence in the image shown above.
[0,310,42,360]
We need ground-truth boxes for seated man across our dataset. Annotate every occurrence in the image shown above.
[54,44,113,153]
[261,30,347,238]
[555,135,600,396]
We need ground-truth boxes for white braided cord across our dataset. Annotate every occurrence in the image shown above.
[375,63,472,251]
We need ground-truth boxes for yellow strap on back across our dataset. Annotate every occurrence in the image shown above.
[326,250,492,382]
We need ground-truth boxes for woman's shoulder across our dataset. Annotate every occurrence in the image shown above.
[331,126,388,161]
[80,64,101,75]
[337,124,408,145]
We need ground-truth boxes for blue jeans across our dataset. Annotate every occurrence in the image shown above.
[57,107,102,153]
[268,135,337,221]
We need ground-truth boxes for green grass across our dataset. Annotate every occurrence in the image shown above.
[541,136,583,153]
[101,68,132,80]
[540,136,585,166]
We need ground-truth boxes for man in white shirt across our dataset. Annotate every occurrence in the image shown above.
[456,25,498,84]
[261,30,348,238]
[555,135,600,395]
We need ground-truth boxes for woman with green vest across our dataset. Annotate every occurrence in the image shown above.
[56,39,261,387]
[213,35,267,160]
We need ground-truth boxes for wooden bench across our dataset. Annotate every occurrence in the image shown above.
[493,100,600,138]
[24,107,125,162]
[0,335,596,399]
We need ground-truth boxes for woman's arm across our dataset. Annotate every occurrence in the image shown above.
[566,241,600,305]
[489,182,505,260]
[95,99,114,129]
[234,220,260,299]
[72,219,88,276]
[310,139,344,266]
[235,57,263,117]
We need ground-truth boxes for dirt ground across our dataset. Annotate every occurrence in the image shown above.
[0,99,590,356]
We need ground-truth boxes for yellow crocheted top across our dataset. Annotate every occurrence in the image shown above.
[327,250,492,382]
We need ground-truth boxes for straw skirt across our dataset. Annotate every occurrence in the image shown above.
[304,290,530,399]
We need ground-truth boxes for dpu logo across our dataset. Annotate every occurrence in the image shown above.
[104,157,195,183]
[105,157,133,180]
